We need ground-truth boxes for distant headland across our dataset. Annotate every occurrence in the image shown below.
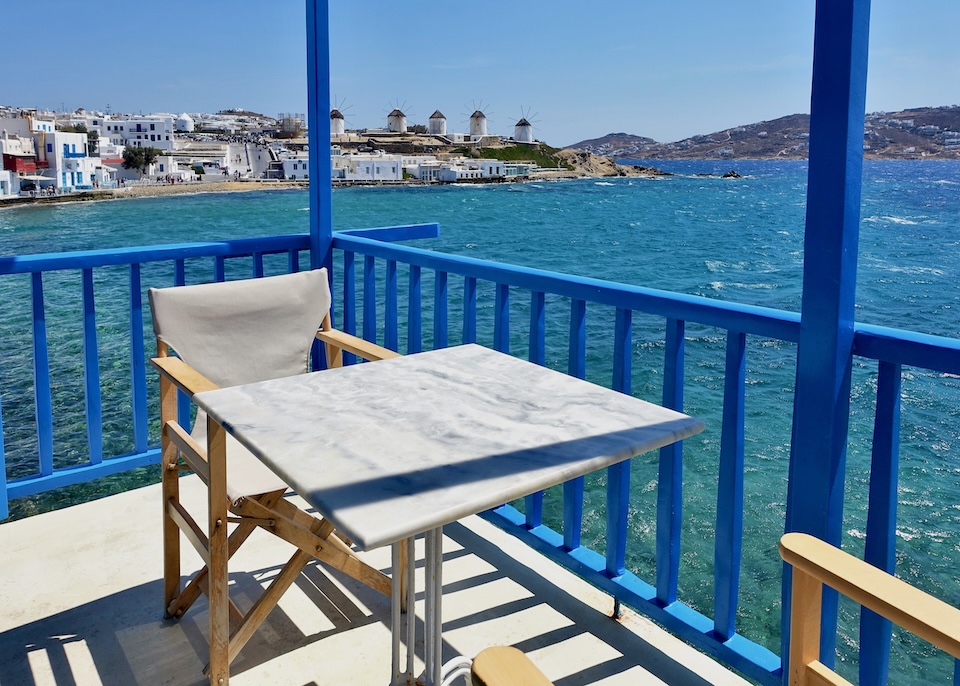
[567,105,960,160]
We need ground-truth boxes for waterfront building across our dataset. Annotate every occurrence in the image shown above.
[37,130,98,190]
[103,114,176,151]
[0,169,14,197]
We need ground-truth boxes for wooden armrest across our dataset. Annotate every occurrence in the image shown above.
[471,646,553,686]
[151,356,219,397]
[316,328,402,362]
[780,533,960,658]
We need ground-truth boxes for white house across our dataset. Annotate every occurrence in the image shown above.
[0,170,17,197]
[38,131,99,189]
[332,152,403,181]
[103,115,176,151]
[282,152,310,180]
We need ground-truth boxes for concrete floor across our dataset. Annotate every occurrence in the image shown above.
[0,476,750,686]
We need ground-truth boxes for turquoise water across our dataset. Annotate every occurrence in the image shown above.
[1,160,959,682]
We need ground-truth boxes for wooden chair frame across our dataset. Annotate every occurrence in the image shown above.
[780,532,960,686]
[152,312,404,685]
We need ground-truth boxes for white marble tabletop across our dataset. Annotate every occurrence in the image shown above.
[194,344,704,550]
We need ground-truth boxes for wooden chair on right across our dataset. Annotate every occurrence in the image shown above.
[471,646,554,686]
[780,532,960,686]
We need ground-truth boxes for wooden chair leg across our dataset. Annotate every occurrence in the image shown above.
[207,418,230,686]
[160,376,182,617]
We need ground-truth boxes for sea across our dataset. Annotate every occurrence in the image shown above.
[1,159,958,683]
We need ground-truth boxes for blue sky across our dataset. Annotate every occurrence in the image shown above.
[3,1,959,146]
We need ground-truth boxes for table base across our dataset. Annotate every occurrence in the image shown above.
[391,529,472,686]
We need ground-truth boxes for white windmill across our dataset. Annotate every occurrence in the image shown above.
[428,109,447,136]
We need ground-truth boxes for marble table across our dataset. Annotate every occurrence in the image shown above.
[194,344,704,685]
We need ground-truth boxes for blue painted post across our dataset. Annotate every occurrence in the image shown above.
[306,0,334,272]
[81,268,103,464]
[434,270,448,349]
[385,259,398,351]
[607,308,633,577]
[463,276,477,345]
[288,249,301,273]
[529,291,545,365]
[657,318,685,604]
[569,299,586,379]
[214,255,225,282]
[784,0,871,672]
[130,264,148,453]
[494,283,509,353]
[860,360,901,686]
[31,272,54,477]
[253,252,265,278]
[174,258,185,286]
[524,292,546,525]
[715,331,746,640]
[564,298,588,550]
[343,251,356,364]
[0,398,6,520]
[408,265,422,354]
[363,255,377,343]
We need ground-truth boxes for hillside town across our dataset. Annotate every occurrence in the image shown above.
[0,104,558,200]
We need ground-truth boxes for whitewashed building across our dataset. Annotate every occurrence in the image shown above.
[176,113,195,132]
[333,152,403,181]
[39,131,99,189]
[103,115,176,151]
[282,152,311,180]
[0,170,16,197]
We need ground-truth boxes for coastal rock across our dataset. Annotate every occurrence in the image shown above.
[553,148,668,178]
[722,170,742,178]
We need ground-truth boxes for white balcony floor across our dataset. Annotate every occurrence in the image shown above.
[0,476,750,686]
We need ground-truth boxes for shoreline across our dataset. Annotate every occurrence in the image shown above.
[0,179,308,209]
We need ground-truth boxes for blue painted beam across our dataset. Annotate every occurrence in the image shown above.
[129,264,148,453]
[408,265,422,353]
[434,270,448,349]
[715,331,746,640]
[859,360,901,686]
[363,255,377,343]
[7,449,162,500]
[31,273,54,477]
[0,392,7,520]
[81,268,103,464]
[463,276,478,345]
[385,259,398,351]
[0,235,311,274]
[529,291,545,365]
[494,283,510,353]
[306,0,333,271]
[657,318,685,605]
[784,0,872,672]
[338,223,440,242]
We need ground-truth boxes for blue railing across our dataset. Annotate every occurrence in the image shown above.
[0,234,310,506]
[329,231,960,685]
[3,225,960,684]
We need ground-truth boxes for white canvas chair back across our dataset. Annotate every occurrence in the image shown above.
[149,269,332,501]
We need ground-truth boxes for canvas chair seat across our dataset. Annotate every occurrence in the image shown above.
[190,413,288,503]
[149,268,403,685]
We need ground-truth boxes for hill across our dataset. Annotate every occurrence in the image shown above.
[567,106,960,160]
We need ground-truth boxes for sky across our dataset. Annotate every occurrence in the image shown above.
[3,1,959,146]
